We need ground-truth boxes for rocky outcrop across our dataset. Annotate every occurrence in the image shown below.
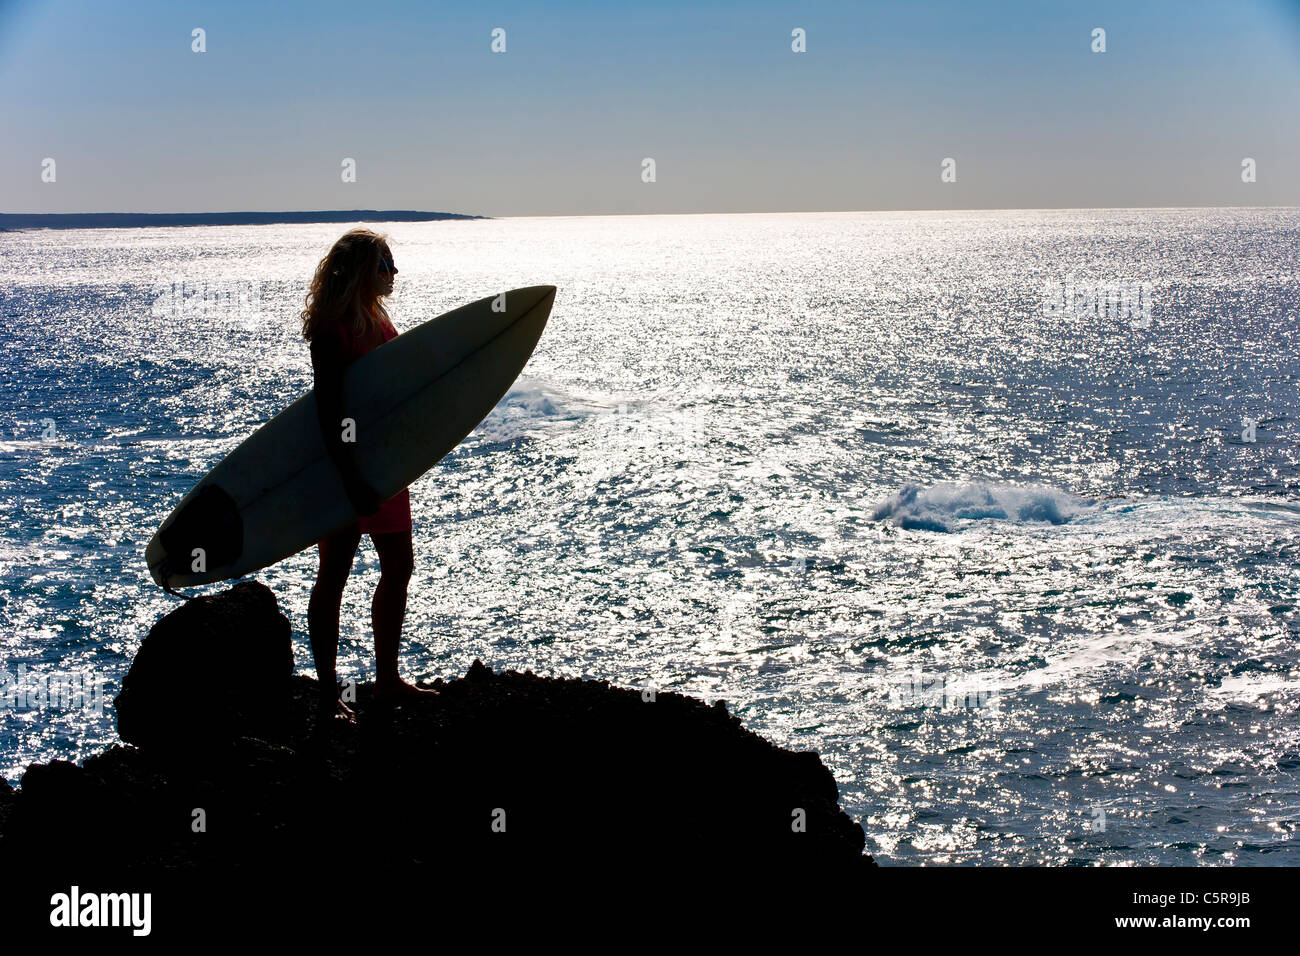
[0,581,875,873]
[113,581,294,751]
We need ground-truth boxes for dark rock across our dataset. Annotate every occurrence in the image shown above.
[0,777,10,840]
[4,583,877,874]
[113,581,293,751]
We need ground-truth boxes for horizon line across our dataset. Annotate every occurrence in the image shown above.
[2,203,1297,230]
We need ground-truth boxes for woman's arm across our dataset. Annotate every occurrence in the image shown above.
[310,329,382,516]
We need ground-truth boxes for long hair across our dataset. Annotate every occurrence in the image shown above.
[300,227,393,342]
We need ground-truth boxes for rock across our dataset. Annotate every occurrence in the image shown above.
[3,583,876,874]
[113,581,293,751]
[0,776,15,834]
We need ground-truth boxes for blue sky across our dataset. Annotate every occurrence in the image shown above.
[2,0,1298,215]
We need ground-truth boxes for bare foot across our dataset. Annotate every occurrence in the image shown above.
[373,677,440,701]
[315,693,356,727]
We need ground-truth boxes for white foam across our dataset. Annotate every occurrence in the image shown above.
[871,481,1092,532]
[1205,674,1300,701]
[462,375,578,445]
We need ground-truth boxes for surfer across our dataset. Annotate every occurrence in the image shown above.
[300,228,439,724]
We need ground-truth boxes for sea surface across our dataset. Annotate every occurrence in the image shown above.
[1,208,1298,864]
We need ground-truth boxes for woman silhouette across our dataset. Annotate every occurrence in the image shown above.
[300,228,438,723]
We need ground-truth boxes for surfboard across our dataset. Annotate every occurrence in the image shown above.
[145,285,556,589]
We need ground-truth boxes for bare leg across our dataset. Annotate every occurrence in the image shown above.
[309,522,362,721]
[370,530,438,699]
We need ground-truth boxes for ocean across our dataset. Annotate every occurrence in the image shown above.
[1,208,1298,864]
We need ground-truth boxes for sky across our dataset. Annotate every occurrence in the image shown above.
[1,0,1299,216]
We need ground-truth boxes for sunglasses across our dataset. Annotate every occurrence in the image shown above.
[378,255,397,274]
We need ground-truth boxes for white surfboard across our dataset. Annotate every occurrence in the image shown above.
[145,285,556,589]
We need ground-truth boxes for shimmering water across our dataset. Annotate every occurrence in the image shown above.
[2,209,1299,864]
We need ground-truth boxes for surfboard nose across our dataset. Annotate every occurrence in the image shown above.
[510,285,556,345]
[517,285,557,316]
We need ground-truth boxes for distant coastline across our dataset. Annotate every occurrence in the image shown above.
[0,210,486,231]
